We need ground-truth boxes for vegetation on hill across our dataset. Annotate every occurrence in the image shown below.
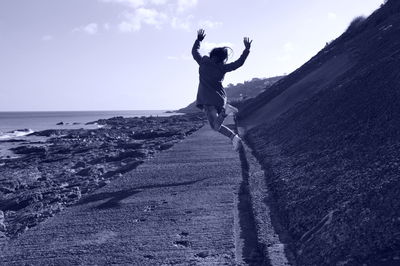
[241,0,400,265]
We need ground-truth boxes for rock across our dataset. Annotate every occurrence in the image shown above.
[113,150,147,160]
[98,180,110,188]
[0,192,43,212]
[0,210,5,232]
[37,176,48,182]
[0,186,15,194]
[10,211,40,234]
[132,129,180,140]
[0,179,20,194]
[173,240,191,248]
[195,251,209,258]
[0,139,25,143]
[56,122,64,125]
[30,129,57,137]
[159,143,174,151]
[73,161,86,169]
[8,129,31,133]
[51,145,71,154]
[102,161,143,178]
[116,142,143,149]
[66,187,81,200]
[76,167,92,177]
[89,150,147,165]
[42,191,61,203]
[11,146,46,155]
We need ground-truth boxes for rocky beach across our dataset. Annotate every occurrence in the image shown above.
[0,113,205,239]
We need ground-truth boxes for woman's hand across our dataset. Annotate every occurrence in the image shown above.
[244,37,252,49]
[197,29,206,41]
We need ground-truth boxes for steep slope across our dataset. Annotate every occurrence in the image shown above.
[177,76,283,113]
[239,1,400,265]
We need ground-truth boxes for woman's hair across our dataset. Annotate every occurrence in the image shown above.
[210,47,232,64]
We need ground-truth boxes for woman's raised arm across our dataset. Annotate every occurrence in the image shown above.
[192,29,206,64]
[224,37,252,72]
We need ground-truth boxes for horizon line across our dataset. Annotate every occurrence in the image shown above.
[0,109,176,113]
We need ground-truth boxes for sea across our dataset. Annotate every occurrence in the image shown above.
[0,110,180,140]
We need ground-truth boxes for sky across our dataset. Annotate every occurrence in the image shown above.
[0,0,385,111]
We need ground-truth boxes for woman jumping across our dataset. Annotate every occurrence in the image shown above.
[192,29,252,151]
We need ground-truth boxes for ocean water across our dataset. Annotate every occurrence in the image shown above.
[0,110,179,140]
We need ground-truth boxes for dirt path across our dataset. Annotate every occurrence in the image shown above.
[0,121,293,265]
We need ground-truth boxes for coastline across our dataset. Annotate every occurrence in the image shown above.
[0,110,182,140]
[0,113,205,239]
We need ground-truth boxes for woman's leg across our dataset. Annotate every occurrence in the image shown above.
[204,105,236,139]
[219,125,236,139]
[204,105,219,128]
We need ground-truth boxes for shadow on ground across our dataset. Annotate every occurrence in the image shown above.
[76,177,212,209]
[238,144,271,266]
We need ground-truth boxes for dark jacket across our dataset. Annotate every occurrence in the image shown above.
[192,39,250,110]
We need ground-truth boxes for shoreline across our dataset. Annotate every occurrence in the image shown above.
[0,110,183,140]
[0,113,205,239]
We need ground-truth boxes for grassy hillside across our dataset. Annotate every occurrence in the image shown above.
[177,76,283,113]
[240,0,400,265]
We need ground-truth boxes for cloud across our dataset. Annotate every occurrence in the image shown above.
[171,17,221,32]
[118,8,168,32]
[99,0,167,8]
[171,15,193,31]
[73,23,99,35]
[100,0,146,8]
[198,20,222,29]
[328,12,337,20]
[151,0,167,5]
[99,0,198,13]
[104,23,111,31]
[41,35,53,41]
[177,0,198,12]
[99,0,201,32]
